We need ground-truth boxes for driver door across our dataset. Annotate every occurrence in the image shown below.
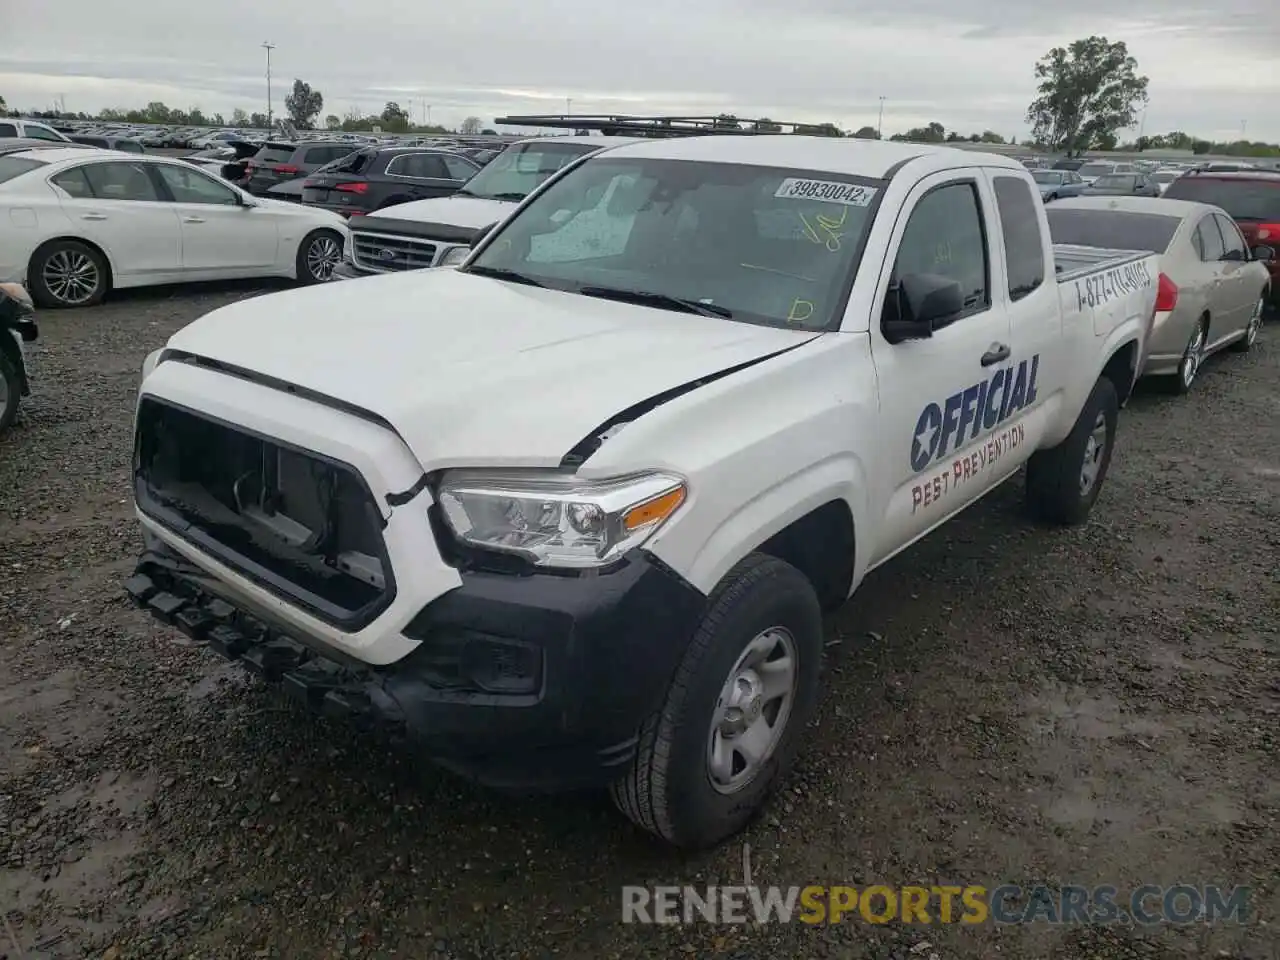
[868,173,1016,564]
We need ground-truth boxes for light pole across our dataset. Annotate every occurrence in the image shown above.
[1241,120,1247,141]
[262,42,275,129]
[877,96,886,139]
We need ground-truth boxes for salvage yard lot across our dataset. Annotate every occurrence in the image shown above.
[1,285,1277,960]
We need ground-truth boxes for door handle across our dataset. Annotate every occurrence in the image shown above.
[81,213,107,221]
[980,342,1011,367]
[183,217,206,224]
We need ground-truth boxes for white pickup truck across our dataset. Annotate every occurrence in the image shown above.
[332,136,638,277]
[126,137,1159,848]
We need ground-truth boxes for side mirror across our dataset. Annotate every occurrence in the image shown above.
[1220,248,1245,262]
[1251,245,1276,263]
[883,273,965,344]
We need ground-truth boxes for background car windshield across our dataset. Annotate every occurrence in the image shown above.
[468,157,883,330]
[1077,163,1113,177]
[1091,175,1131,189]
[1032,171,1064,184]
[1162,178,1280,221]
[460,141,597,200]
[1046,208,1181,253]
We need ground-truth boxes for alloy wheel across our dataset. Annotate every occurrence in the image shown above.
[42,249,99,305]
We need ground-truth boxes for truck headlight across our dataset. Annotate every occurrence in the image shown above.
[437,244,471,268]
[437,471,686,568]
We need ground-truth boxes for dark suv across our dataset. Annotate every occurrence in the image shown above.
[1164,171,1280,303]
[300,146,480,216]
[243,140,357,196]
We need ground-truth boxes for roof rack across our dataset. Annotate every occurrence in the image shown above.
[493,115,835,138]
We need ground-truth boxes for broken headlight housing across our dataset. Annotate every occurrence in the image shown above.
[437,471,686,569]
[437,244,471,268]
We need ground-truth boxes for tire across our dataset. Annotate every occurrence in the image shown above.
[609,553,823,849]
[0,351,20,434]
[1166,315,1208,394]
[1229,296,1265,353]
[296,229,343,284]
[1026,376,1118,526]
[28,239,108,309]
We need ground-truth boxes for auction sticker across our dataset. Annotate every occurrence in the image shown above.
[774,178,878,206]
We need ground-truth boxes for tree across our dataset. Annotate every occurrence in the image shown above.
[460,116,483,135]
[380,101,410,132]
[978,130,1004,143]
[284,79,323,129]
[481,128,497,136]
[1191,139,1212,155]
[1025,36,1148,157]
[0,94,7,117]
[901,122,946,143]
[851,126,880,139]
[249,112,269,128]
[231,108,249,125]
[324,114,340,130]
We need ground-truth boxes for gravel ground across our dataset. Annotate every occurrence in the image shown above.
[1,283,1277,960]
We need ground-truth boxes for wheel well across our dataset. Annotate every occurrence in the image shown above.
[28,236,114,290]
[756,499,855,613]
[1100,340,1138,407]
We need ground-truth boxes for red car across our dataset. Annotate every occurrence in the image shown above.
[1164,170,1280,305]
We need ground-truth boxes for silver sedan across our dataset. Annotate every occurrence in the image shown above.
[1045,196,1273,392]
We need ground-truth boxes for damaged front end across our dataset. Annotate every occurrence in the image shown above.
[133,397,396,630]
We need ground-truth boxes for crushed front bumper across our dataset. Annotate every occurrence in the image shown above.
[126,538,705,791]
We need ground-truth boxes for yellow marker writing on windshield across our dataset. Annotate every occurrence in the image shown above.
[787,299,815,324]
[799,205,847,251]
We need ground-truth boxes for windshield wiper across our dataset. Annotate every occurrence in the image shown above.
[466,265,546,287]
[488,192,528,202]
[578,286,734,319]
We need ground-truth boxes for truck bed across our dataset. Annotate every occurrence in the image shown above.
[1052,243,1153,282]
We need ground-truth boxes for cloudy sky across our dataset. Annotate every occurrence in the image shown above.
[1,0,1275,143]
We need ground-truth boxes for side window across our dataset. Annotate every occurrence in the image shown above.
[0,123,17,137]
[992,175,1045,302]
[442,155,477,181]
[51,167,94,198]
[81,161,162,201]
[309,146,348,165]
[389,154,449,179]
[155,164,238,205]
[1194,218,1225,262]
[893,181,989,315]
[1215,214,1246,258]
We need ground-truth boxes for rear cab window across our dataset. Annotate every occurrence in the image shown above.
[0,156,48,184]
[992,175,1045,300]
[1045,208,1181,254]
[0,123,18,137]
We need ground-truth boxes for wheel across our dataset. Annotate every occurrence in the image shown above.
[1045,193,1058,202]
[296,229,342,284]
[1167,316,1208,394]
[28,240,108,309]
[1229,297,1264,353]
[610,553,823,849]
[1026,376,1119,526]
[0,351,20,433]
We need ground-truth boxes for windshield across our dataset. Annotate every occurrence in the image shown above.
[1077,163,1114,177]
[1032,171,1064,185]
[466,157,883,331]
[457,140,598,201]
[0,156,47,184]
[1091,175,1134,189]
[1046,208,1181,254]
[1162,177,1280,221]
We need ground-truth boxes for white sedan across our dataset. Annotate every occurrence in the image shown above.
[0,147,347,308]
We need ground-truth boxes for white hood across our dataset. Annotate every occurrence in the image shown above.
[163,268,818,469]
[371,194,515,230]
